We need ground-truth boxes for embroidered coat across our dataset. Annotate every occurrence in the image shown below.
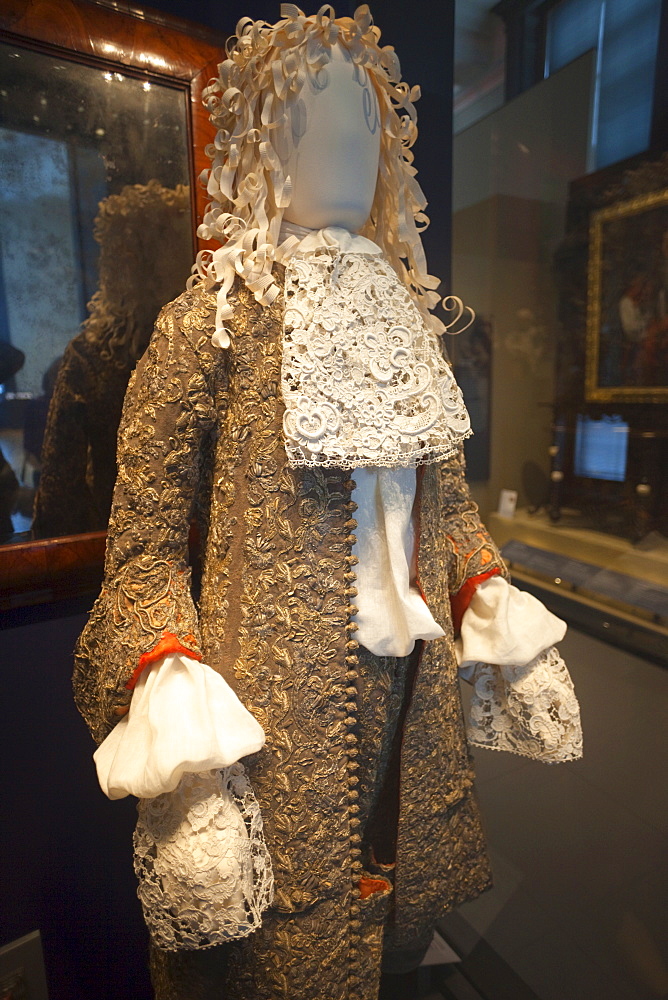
[73,278,508,1000]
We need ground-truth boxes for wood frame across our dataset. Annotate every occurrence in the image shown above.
[586,187,668,404]
[0,0,224,610]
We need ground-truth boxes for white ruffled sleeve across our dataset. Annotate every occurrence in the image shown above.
[93,653,266,800]
[457,576,583,763]
[93,656,274,949]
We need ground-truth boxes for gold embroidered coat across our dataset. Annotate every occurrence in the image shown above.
[73,279,508,1000]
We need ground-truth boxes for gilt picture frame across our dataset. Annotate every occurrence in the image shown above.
[586,187,668,403]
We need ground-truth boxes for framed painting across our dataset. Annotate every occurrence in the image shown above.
[586,187,668,402]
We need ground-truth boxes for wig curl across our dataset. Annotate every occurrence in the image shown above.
[194,3,446,343]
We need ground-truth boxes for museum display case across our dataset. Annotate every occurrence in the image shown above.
[1,3,666,999]
[450,30,667,665]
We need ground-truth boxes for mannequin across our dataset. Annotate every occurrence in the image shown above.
[282,42,381,231]
[73,9,582,1000]
[280,37,445,660]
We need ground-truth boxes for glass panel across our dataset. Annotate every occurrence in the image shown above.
[0,43,194,542]
[452,51,596,516]
[546,0,663,168]
[453,45,668,556]
[597,0,662,166]
[450,18,667,1000]
[546,0,602,74]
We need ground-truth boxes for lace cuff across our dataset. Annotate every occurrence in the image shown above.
[456,577,582,762]
[94,653,265,800]
[466,647,583,763]
[134,765,274,949]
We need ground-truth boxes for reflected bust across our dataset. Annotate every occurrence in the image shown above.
[0,37,194,543]
[32,181,192,537]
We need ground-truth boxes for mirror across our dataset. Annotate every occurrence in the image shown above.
[0,0,223,606]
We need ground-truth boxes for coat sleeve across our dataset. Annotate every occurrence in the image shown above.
[73,303,216,744]
[436,448,510,633]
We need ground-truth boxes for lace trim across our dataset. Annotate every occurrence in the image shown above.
[134,765,274,950]
[467,646,583,763]
[281,246,471,469]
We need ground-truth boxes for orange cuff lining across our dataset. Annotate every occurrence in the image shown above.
[450,568,501,636]
[358,877,391,900]
[125,632,202,690]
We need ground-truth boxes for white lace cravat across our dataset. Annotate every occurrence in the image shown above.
[280,225,471,470]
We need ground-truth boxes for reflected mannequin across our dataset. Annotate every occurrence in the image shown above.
[32,181,191,538]
[0,36,193,547]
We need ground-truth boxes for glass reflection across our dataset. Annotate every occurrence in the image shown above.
[32,181,192,537]
[0,41,193,542]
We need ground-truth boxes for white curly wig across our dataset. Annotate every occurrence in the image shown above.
[194,3,453,343]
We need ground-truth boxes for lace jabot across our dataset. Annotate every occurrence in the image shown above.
[277,224,472,470]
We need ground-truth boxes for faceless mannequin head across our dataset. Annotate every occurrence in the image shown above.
[282,41,381,231]
[196,5,440,335]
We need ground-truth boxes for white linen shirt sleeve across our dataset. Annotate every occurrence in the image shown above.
[94,653,265,800]
[457,576,583,763]
[351,466,445,657]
